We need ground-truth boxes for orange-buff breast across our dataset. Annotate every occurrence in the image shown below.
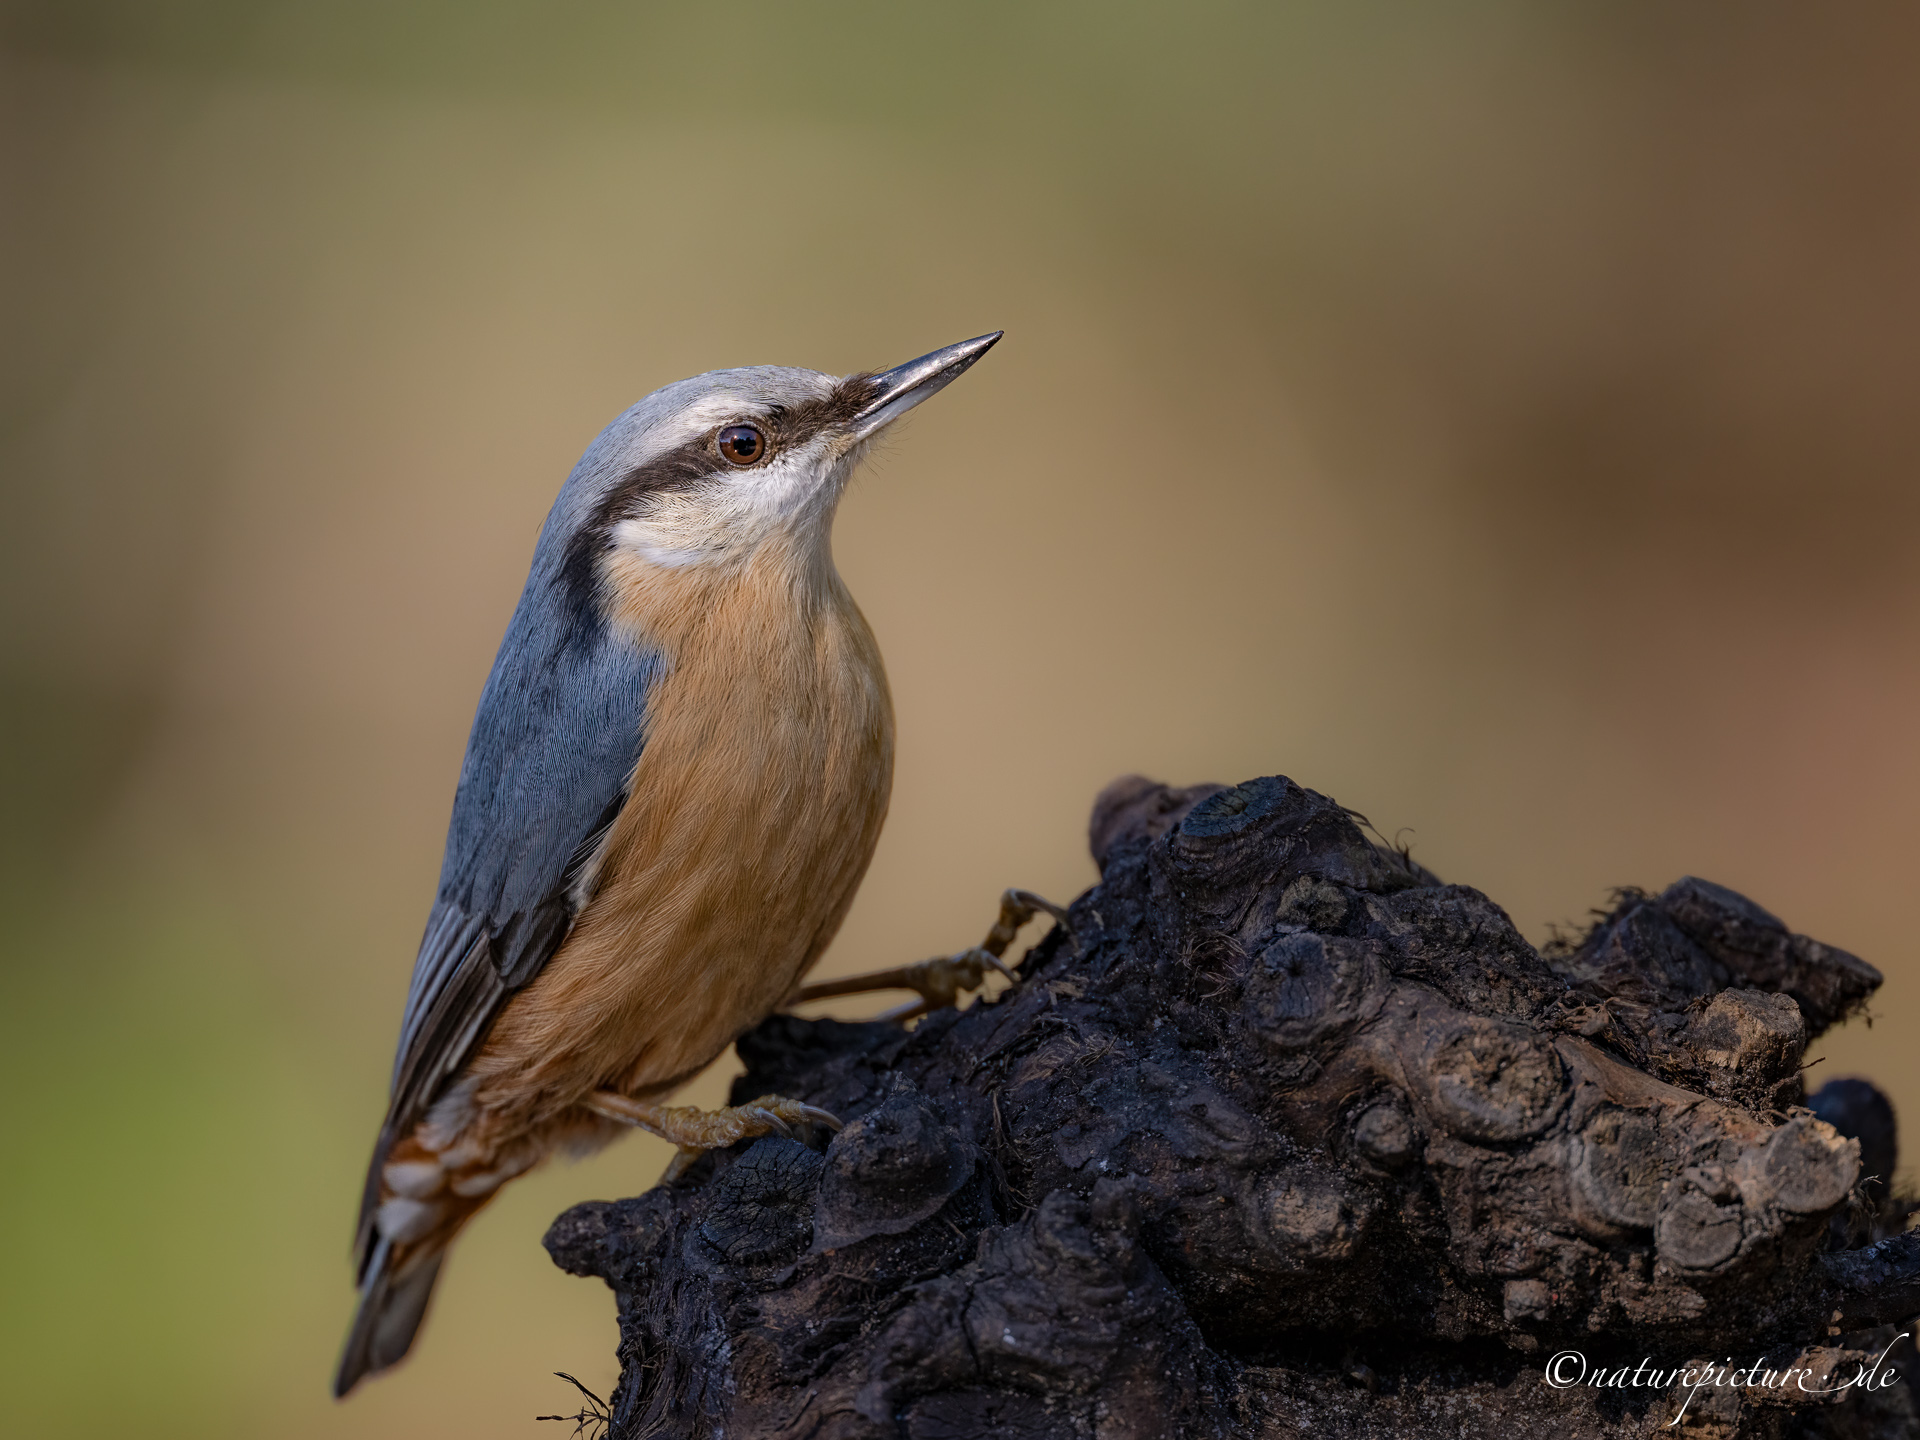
[433,534,893,1179]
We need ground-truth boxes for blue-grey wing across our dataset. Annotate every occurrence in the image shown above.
[353,544,660,1270]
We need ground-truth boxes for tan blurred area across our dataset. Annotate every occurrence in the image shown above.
[3,3,1919,1435]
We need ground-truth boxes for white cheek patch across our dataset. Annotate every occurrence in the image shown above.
[611,497,740,568]
[610,521,709,568]
[608,441,845,571]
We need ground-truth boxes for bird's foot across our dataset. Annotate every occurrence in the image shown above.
[792,888,1077,1022]
[585,1091,843,1183]
[805,948,1014,1021]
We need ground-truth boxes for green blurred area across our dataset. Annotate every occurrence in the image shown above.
[4,3,1920,1436]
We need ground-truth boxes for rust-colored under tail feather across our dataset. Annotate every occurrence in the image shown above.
[332,1236,446,1398]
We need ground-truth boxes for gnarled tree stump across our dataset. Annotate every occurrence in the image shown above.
[545,775,1919,1439]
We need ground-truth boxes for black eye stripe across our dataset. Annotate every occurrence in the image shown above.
[561,434,714,611]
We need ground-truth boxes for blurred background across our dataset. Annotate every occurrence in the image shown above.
[4,2,1919,1435]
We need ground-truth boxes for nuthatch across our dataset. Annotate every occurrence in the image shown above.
[335,334,1003,1396]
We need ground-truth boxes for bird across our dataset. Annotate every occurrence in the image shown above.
[334,333,1004,1397]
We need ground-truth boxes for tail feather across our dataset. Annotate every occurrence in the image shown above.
[332,1235,446,1398]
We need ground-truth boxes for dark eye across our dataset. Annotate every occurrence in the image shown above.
[716,424,766,466]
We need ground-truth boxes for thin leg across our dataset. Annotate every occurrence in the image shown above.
[586,1090,843,1182]
[792,888,1076,1021]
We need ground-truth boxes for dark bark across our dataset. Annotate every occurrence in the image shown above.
[546,774,1919,1439]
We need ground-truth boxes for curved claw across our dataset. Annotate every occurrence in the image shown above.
[1000,888,1082,958]
[792,1103,845,1133]
[746,1107,794,1139]
[739,1094,844,1135]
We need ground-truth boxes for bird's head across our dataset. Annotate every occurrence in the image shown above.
[555,334,999,619]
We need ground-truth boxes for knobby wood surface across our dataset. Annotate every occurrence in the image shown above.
[545,775,1919,1439]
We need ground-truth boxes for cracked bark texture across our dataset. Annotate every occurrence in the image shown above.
[545,774,1920,1439]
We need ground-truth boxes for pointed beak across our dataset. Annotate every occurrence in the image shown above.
[850,331,1002,439]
